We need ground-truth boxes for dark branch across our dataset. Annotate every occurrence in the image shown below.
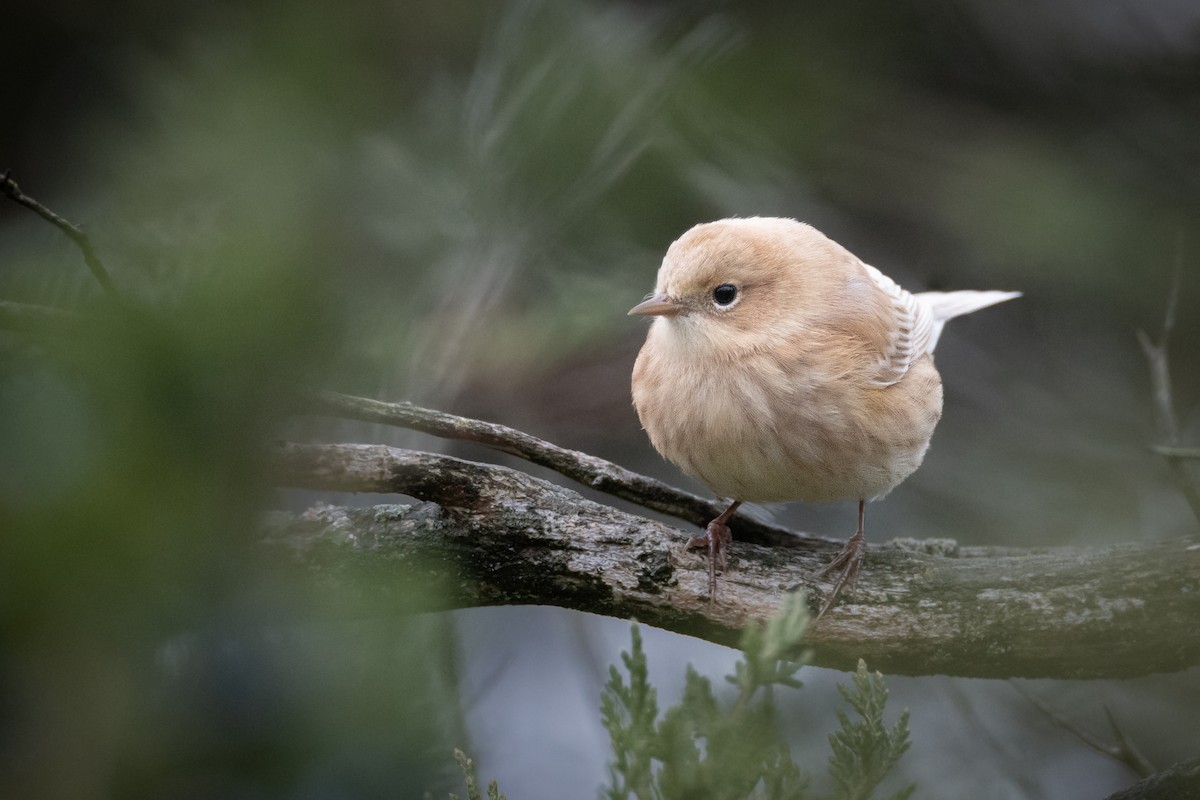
[1103,755,1200,800]
[266,441,1200,680]
[1,171,121,300]
[292,387,814,549]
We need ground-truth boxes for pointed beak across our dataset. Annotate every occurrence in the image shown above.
[628,293,683,317]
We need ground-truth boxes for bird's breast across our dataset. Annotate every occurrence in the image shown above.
[632,329,943,503]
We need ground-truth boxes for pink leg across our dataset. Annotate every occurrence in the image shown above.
[686,500,741,600]
[814,499,867,618]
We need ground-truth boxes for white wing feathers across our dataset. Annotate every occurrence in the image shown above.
[860,260,1020,388]
[915,289,1023,351]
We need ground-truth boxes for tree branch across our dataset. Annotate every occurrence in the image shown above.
[265,441,1200,680]
[1,171,122,300]
[1103,755,1200,800]
[1010,683,1155,779]
[5,295,1199,679]
[291,387,812,549]
[1137,261,1200,527]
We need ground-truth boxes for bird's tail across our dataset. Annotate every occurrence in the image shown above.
[916,289,1021,352]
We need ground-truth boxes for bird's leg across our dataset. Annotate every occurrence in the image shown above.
[815,499,868,618]
[686,500,741,599]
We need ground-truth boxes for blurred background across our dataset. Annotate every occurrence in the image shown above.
[2,0,1198,797]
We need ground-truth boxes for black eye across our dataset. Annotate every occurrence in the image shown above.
[712,283,738,307]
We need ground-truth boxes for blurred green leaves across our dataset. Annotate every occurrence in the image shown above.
[0,2,468,796]
[0,0,770,791]
[342,0,776,403]
[601,596,913,800]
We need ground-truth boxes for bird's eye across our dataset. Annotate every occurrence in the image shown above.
[712,283,738,307]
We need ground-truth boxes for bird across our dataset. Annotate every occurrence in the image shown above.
[628,217,1019,614]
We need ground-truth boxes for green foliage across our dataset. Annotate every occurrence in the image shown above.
[601,624,661,799]
[600,595,913,800]
[827,662,914,800]
[730,589,811,699]
[445,749,507,800]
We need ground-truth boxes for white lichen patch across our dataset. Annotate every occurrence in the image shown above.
[370,503,414,522]
[1062,596,1145,625]
[977,587,1146,625]
[976,588,1054,613]
[887,537,959,557]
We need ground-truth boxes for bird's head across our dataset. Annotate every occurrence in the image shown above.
[629,217,861,355]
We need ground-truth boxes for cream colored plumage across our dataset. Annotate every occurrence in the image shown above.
[629,217,1018,610]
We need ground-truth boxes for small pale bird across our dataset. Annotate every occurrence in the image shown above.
[629,217,1019,614]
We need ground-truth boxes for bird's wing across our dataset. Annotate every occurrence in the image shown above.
[859,261,937,388]
[915,290,1022,351]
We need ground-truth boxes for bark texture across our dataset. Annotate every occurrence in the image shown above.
[292,388,804,547]
[267,441,1200,680]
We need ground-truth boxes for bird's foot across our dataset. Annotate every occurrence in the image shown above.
[685,518,733,600]
[814,529,867,619]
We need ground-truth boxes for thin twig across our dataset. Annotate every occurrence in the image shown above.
[1010,682,1154,778]
[1135,259,1180,444]
[1137,258,1200,527]
[1102,705,1156,779]
[294,388,815,549]
[1,170,122,299]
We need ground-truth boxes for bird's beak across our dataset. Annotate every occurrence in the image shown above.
[628,293,683,317]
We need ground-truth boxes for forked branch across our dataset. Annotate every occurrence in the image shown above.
[291,388,809,549]
[1136,260,1200,526]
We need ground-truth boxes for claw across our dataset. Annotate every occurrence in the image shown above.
[814,499,868,619]
[815,529,866,618]
[704,518,733,597]
[686,500,741,601]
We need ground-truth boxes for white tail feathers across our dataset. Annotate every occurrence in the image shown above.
[916,290,1021,352]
